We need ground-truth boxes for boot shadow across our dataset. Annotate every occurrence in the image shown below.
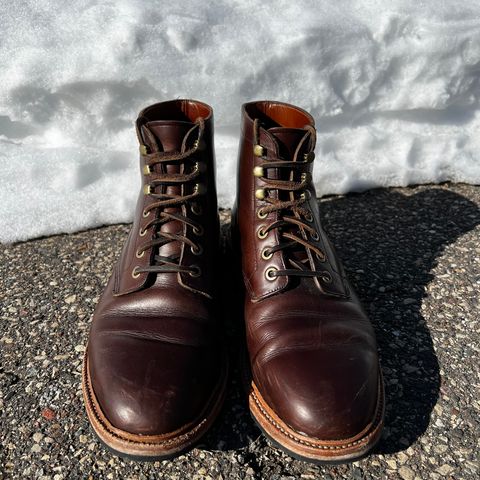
[201,186,480,456]
[319,185,480,454]
[197,217,261,453]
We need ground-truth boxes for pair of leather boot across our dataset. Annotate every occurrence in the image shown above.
[82,99,384,463]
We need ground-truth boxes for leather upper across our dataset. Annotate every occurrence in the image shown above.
[115,100,218,297]
[87,100,223,436]
[233,101,380,440]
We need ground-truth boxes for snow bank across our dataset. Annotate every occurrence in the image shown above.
[1,1,480,242]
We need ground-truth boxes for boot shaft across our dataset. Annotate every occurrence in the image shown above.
[115,99,219,297]
[233,100,347,299]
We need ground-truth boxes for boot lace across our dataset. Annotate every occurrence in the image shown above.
[253,119,332,283]
[134,119,205,278]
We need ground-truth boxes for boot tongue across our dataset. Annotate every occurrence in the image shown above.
[267,127,307,160]
[267,127,311,267]
[142,120,195,153]
[140,120,197,275]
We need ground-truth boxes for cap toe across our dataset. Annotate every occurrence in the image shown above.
[88,318,219,435]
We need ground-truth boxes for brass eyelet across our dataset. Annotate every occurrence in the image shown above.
[303,151,315,162]
[142,210,151,218]
[191,244,203,256]
[257,209,268,219]
[253,144,265,157]
[193,161,205,174]
[311,231,320,241]
[300,190,311,201]
[191,203,203,215]
[139,227,147,237]
[189,265,202,277]
[142,165,152,175]
[194,183,206,195]
[304,212,313,222]
[265,267,278,281]
[255,188,266,200]
[253,166,264,177]
[194,139,205,151]
[257,227,268,239]
[301,172,309,182]
[136,249,145,259]
[143,184,152,195]
[132,266,141,278]
[193,225,204,236]
[261,248,273,260]
[139,144,148,156]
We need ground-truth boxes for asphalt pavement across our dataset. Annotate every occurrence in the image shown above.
[1,183,479,479]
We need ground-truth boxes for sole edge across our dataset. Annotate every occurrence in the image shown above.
[81,351,228,460]
[248,371,385,464]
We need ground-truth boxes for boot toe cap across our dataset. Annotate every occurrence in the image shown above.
[254,345,379,440]
[88,324,220,435]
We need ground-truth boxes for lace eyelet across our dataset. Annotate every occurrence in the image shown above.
[193,225,204,236]
[191,244,203,256]
[261,248,273,260]
[136,250,145,259]
[139,227,147,237]
[300,190,312,201]
[132,266,141,278]
[316,252,326,263]
[193,161,206,174]
[304,212,313,222]
[265,267,278,281]
[189,265,202,277]
[255,188,266,200]
[253,166,264,177]
[194,139,205,151]
[303,151,315,162]
[143,184,152,195]
[191,203,203,215]
[257,227,268,239]
[143,210,151,218]
[253,144,265,157]
[311,231,320,241]
[194,183,206,195]
[257,209,268,219]
[321,272,332,284]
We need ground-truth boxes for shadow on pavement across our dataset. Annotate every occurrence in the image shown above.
[320,186,480,454]
[203,186,480,457]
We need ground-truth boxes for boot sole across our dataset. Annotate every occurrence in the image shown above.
[82,350,228,460]
[247,368,385,464]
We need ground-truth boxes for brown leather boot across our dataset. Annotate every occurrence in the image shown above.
[82,100,227,460]
[232,101,384,463]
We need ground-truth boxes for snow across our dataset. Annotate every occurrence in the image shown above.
[1,1,480,243]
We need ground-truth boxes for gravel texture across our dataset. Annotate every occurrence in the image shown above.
[1,183,479,479]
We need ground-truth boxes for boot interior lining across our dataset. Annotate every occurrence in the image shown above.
[141,100,212,122]
[245,101,314,129]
